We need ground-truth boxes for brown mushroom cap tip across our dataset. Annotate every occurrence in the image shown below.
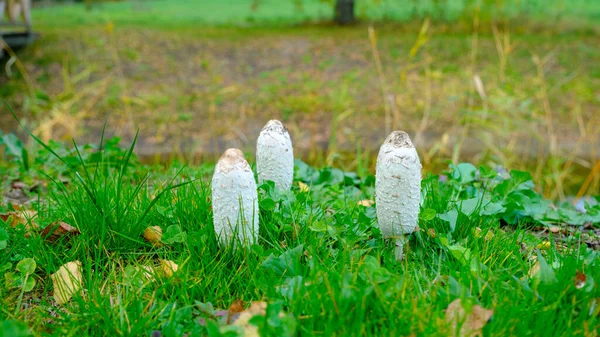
[385,131,414,148]
[220,148,246,165]
[262,119,288,134]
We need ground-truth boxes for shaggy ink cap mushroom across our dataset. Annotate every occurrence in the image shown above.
[256,119,294,191]
[375,131,422,260]
[211,148,259,248]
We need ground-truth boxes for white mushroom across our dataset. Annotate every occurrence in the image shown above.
[211,148,259,248]
[375,131,422,260]
[256,119,294,191]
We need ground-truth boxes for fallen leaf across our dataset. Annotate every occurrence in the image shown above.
[42,221,81,242]
[427,228,437,238]
[143,226,163,246]
[528,261,540,279]
[231,301,267,337]
[357,199,374,207]
[160,259,178,278]
[0,211,39,237]
[574,271,587,289]
[51,261,83,305]
[297,182,309,193]
[445,299,493,337]
[227,299,245,324]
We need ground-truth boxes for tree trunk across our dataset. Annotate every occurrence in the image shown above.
[334,0,355,25]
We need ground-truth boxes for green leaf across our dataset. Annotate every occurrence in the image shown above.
[260,197,276,211]
[22,277,36,292]
[447,244,471,266]
[0,262,12,272]
[161,225,186,244]
[0,320,32,337]
[0,228,8,250]
[535,251,557,285]
[439,209,458,232]
[16,258,36,275]
[421,208,437,221]
[1,133,25,158]
[261,245,304,278]
[452,163,477,184]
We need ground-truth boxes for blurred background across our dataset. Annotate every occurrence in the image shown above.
[1,0,599,200]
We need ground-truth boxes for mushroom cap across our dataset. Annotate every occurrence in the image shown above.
[261,119,288,134]
[384,131,414,148]
[216,148,251,173]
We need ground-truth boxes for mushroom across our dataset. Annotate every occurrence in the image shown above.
[256,119,294,191]
[211,148,259,248]
[375,131,422,260]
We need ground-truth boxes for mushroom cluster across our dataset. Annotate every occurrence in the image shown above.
[209,119,422,261]
[211,119,294,249]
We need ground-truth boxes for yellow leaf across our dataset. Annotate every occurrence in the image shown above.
[445,299,493,337]
[357,200,374,207]
[143,226,163,246]
[160,260,178,278]
[51,261,83,305]
[536,241,551,250]
[298,181,309,193]
[528,261,540,279]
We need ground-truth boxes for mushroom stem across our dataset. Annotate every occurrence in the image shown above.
[394,237,406,261]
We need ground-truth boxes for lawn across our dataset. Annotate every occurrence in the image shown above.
[0,124,598,336]
[1,0,599,336]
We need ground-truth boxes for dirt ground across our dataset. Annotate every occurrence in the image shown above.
[1,25,599,195]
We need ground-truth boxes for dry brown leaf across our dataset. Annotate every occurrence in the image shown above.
[574,271,587,289]
[357,199,374,207]
[231,301,268,337]
[227,299,245,324]
[42,221,81,242]
[160,259,178,278]
[51,261,83,305]
[0,211,39,237]
[143,226,163,246]
[445,299,493,337]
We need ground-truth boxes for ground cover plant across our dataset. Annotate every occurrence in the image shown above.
[0,127,598,336]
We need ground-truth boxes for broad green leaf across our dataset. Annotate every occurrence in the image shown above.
[447,244,471,266]
[439,209,458,232]
[16,258,36,275]
[535,252,557,285]
[0,320,32,337]
[452,163,477,184]
[161,225,186,244]
[261,244,304,278]
[421,208,437,221]
[260,197,276,211]
[22,277,36,292]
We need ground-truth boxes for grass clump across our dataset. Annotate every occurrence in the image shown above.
[0,133,598,336]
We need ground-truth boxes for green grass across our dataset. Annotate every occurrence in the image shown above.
[31,0,600,29]
[0,131,598,336]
